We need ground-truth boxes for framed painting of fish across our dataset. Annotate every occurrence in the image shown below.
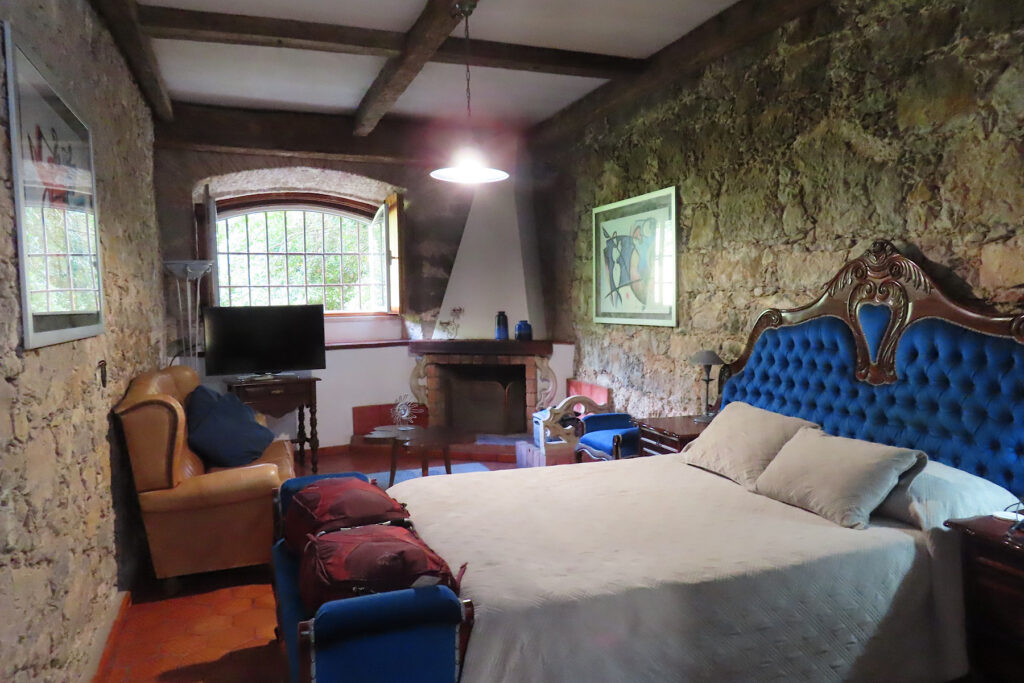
[592,186,676,326]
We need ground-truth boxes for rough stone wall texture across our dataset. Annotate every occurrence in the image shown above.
[532,0,1024,420]
[154,148,474,329]
[0,2,164,680]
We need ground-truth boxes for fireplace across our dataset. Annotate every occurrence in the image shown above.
[438,364,526,434]
[409,340,556,434]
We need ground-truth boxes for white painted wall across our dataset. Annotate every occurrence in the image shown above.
[434,159,547,340]
[198,341,574,447]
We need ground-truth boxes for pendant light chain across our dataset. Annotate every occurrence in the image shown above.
[464,11,472,122]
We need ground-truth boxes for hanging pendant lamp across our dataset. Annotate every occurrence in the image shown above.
[430,1,509,184]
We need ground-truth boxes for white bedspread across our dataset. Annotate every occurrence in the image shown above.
[389,454,967,683]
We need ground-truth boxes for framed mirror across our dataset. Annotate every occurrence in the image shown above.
[4,23,104,349]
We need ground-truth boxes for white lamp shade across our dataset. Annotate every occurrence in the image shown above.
[430,147,509,184]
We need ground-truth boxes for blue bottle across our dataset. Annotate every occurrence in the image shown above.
[495,311,509,340]
[515,320,532,341]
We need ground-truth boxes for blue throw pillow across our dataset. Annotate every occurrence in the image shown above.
[185,385,275,468]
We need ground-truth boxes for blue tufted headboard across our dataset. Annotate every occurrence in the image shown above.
[720,241,1024,494]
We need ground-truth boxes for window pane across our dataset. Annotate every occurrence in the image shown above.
[366,252,384,284]
[324,214,341,252]
[342,221,359,252]
[325,287,342,311]
[218,287,229,304]
[342,286,358,311]
[74,291,97,312]
[217,255,229,284]
[305,212,323,252]
[342,255,358,284]
[358,222,370,252]
[249,255,268,286]
[28,292,47,313]
[269,255,287,286]
[67,211,89,253]
[87,214,96,253]
[229,254,249,286]
[24,207,44,254]
[324,255,341,285]
[270,287,288,305]
[49,290,71,312]
[371,285,385,310]
[360,286,373,309]
[287,255,305,285]
[307,287,324,305]
[26,256,47,291]
[227,215,247,252]
[357,254,370,283]
[368,220,385,253]
[288,287,306,305]
[286,211,304,252]
[47,256,70,288]
[248,213,267,253]
[307,256,323,285]
[251,287,269,306]
[230,287,249,306]
[70,256,95,289]
[267,212,286,253]
[44,209,67,253]
[216,219,228,253]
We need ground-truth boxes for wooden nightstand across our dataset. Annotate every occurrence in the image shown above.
[633,416,708,457]
[227,376,321,474]
[945,515,1024,682]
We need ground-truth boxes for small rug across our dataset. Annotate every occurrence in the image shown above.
[367,462,491,488]
[475,433,532,446]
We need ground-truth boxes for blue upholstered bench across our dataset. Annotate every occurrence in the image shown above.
[272,473,466,683]
[576,412,640,461]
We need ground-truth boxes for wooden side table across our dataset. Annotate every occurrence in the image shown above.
[365,425,476,488]
[227,376,321,474]
[945,515,1024,681]
[633,416,708,457]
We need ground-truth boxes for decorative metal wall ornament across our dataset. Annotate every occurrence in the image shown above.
[390,394,424,429]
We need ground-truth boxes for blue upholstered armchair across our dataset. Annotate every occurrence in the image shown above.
[541,395,639,462]
[272,473,469,683]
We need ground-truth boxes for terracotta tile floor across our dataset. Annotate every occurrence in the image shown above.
[97,451,511,682]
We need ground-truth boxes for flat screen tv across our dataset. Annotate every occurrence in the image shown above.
[203,304,327,376]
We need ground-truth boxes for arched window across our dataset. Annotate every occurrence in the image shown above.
[210,194,401,314]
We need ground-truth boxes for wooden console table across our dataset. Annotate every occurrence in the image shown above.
[227,376,321,474]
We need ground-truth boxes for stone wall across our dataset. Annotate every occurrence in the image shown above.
[0,2,165,680]
[532,0,1024,419]
[154,147,476,329]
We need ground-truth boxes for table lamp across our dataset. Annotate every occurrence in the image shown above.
[691,350,725,423]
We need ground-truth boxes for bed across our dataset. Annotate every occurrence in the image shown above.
[389,240,1024,682]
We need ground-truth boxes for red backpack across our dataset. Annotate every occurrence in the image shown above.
[283,477,410,553]
[298,525,462,616]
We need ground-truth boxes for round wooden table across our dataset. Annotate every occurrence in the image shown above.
[364,425,477,487]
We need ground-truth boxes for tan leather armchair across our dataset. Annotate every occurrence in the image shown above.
[114,366,296,578]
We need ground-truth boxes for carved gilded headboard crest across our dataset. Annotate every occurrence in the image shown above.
[727,240,1024,386]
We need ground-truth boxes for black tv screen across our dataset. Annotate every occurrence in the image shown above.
[203,305,326,376]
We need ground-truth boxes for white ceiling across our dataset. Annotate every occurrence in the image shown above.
[140,0,742,124]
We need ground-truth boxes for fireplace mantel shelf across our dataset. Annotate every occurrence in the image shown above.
[409,339,553,356]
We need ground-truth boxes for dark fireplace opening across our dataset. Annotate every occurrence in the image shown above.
[438,364,526,434]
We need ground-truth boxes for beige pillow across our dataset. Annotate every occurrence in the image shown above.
[682,401,819,489]
[754,427,927,529]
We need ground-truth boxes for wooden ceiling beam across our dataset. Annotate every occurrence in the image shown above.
[531,0,829,146]
[89,0,173,122]
[137,5,402,58]
[353,0,464,137]
[155,102,462,166]
[137,5,643,80]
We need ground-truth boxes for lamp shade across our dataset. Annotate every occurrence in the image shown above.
[690,349,724,366]
[430,147,509,184]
